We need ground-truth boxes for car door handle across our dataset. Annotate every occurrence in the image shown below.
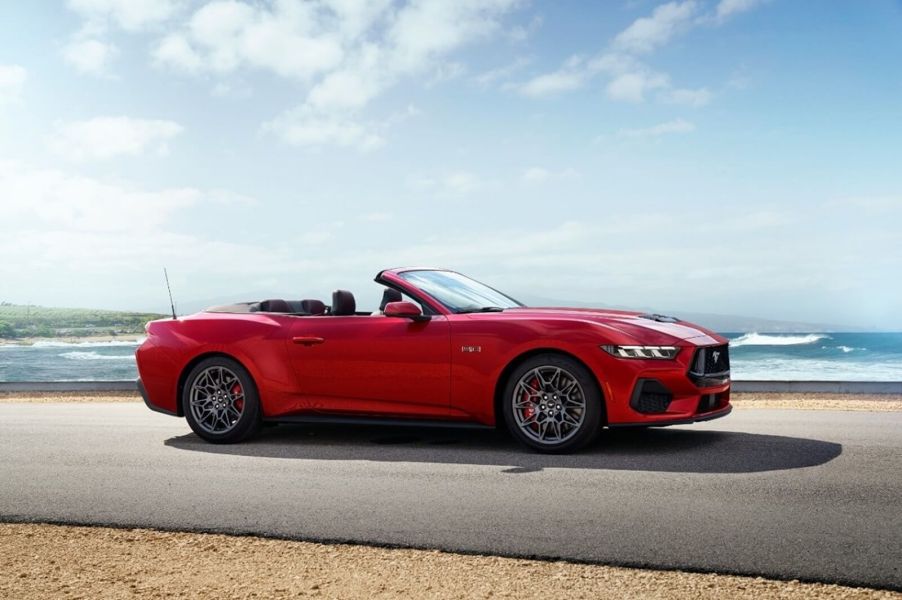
[292,336,325,346]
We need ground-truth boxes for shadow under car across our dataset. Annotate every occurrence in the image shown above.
[164,423,842,475]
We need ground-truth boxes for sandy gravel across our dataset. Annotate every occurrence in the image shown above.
[2,523,898,600]
[0,391,140,403]
[2,391,901,411]
[731,392,902,411]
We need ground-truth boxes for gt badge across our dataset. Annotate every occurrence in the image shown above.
[461,345,482,353]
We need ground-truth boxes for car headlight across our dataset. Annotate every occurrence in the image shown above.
[601,345,680,359]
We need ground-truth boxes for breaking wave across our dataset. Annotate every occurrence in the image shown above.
[59,351,134,361]
[33,339,143,348]
[730,332,829,347]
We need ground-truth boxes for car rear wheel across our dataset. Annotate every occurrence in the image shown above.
[182,357,262,444]
[502,354,603,454]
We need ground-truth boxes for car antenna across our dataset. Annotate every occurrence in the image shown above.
[164,267,177,319]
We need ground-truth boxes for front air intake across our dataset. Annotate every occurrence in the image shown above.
[630,379,673,414]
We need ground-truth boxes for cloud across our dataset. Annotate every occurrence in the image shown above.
[62,0,182,76]
[0,160,199,232]
[386,0,519,73]
[0,160,294,308]
[262,106,384,151]
[49,117,184,161]
[830,196,902,214]
[408,171,484,195]
[714,0,769,22]
[612,0,699,55]
[507,14,543,43]
[305,47,385,111]
[606,70,669,103]
[443,171,481,194]
[473,57,530,87]
[520,167,578,185]
[427,61,468,86]
[62,38,119,75]
[516,0,766,106]
[153,33,203,71]
[66,0,182,31]
[149,0,519,149]
[517,56,586,97]
[158,0,344,79]
[522,167,551,184]
[662,86,712,106]
[0,64,26,103]
[617,118,695,138]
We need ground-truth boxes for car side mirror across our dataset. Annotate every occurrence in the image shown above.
[384,301,429,321]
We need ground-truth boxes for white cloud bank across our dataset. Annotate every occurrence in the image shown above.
[0,160,197,232]
[48,117,184,161]
[142,0,521,150]
[514,0,766,105]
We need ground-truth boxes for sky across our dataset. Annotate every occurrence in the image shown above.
[1,0,901,328]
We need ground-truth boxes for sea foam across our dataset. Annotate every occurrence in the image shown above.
[33,339,144,348]
[60,351,135,361]
[730,332,829,347]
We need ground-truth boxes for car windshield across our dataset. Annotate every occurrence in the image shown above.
[397,270,524,313]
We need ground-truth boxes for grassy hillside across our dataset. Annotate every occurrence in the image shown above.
[0,303,166,339]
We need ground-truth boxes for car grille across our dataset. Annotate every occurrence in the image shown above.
[688,344,730,387]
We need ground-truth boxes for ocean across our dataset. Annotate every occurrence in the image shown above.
[0,332,901,382]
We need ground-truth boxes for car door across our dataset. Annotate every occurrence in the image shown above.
[285,314,451,418]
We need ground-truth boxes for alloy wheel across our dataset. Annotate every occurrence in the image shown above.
[511,365,586,445]
[188,366,246,435]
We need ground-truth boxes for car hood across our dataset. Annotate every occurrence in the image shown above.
[502,307,724,346]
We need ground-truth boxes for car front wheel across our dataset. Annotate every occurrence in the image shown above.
[502,354,603,453]
[182,357,262,444]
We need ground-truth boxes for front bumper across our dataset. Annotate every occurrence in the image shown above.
[588,340,732,426]
[608,404,732,428]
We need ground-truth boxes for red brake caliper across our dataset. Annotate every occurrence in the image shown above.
[231,383,243,411]
[522,376,539,428]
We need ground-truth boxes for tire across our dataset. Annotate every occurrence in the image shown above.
[502,353,603,454]
[182,356,262,444]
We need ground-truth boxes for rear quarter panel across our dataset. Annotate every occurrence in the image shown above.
[136,314,297,415]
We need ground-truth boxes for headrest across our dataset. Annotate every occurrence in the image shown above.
[379,288,403,311]
[300,299,326,315]
[259,299,291,313]
[331,290,356,316]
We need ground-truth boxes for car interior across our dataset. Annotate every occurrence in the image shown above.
[205,281,437,317]
[206,287,420,317]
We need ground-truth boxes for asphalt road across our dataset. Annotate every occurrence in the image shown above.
[1,404,900,590]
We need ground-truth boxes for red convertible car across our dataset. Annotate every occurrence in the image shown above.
[136,268,731,453]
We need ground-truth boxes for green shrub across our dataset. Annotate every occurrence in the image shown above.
[0,320,16,338]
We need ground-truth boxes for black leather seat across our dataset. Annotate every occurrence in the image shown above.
[379,288,402,311]
[258,299,291,313]
[300,299,326,315]
[331,290,356,316]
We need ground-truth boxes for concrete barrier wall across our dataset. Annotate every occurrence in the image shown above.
[1,380,901,394]
[731,380,902,394]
